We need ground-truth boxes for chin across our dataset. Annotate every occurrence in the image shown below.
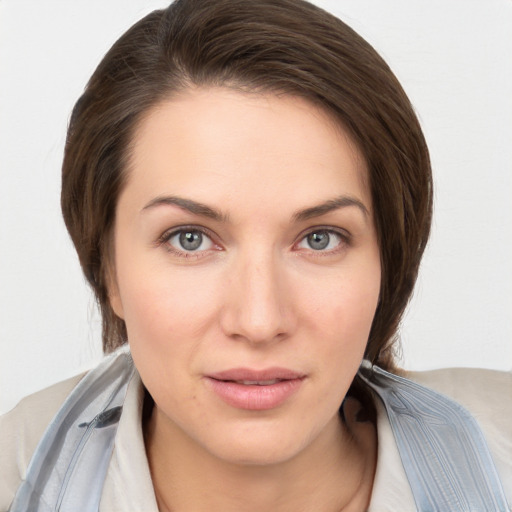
[208,437,306,467]
[195,416,332,467]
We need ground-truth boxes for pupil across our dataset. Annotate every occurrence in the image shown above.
[180,231,202,251]
[308,231,329,250]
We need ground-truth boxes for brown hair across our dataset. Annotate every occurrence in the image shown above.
[61,0,432,372]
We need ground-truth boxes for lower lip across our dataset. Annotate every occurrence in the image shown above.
[205,377,304,410]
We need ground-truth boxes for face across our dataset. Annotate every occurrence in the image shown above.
[110,88,381,465]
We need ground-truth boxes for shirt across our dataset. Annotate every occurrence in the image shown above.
[1,364,511,511]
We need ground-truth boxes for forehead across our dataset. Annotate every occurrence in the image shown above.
[123,87,370,215]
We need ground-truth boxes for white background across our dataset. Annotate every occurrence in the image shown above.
[1,0,511,415]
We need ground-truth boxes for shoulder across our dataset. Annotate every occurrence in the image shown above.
[0,373,85,509]
[405,367,512,503]
[404,367,511,419]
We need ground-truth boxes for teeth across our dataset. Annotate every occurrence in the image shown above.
[237,379,280,386]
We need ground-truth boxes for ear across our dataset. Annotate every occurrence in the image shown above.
[105,264,125,320]
[109,286,125,320]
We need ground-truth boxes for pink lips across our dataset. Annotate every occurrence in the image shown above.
[205,368,305,411]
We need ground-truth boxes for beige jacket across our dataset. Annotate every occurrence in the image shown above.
[1,367,511,511]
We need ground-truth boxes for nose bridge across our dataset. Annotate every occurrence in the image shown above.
[222,245,292,343]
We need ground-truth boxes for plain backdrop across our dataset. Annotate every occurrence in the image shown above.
[1,0,511,415]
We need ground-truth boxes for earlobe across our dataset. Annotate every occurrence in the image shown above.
[105,264,125,319]
[109,287,125,320]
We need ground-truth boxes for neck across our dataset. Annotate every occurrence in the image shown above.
[145,399,377,512]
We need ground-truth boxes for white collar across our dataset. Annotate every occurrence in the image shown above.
[100,370,415,511]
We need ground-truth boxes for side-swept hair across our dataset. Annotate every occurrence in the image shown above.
[62,0,432,373]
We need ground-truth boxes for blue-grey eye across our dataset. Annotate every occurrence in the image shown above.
[297,230,343,251]
[180,230,203,251]
[167,229,213,252]
[307,231,330,250]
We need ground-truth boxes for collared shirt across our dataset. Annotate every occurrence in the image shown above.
[1,366,511,511]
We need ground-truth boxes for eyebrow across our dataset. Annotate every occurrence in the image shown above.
[142,194,368,223]
[293,195,369,222]
[142,196,228,222]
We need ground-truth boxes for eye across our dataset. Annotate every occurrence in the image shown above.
[296,229,346,252]
[165,228,214,253]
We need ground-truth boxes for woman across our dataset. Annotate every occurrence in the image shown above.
[1,0,510,510]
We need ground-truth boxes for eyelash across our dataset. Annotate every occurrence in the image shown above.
[157,225,220,259]
[294,227,351,256]
[157,225,351,259]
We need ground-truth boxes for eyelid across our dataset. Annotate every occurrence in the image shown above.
[157,225,222,257]
[293,226,351,253]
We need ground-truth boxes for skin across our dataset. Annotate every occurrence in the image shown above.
[110,88,381,511]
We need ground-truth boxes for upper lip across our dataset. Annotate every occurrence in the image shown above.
[207,367,306,382]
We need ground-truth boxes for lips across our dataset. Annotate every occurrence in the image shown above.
[205,368,305,410]
[232,379,281,386]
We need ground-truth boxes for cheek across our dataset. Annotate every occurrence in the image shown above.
[295,259,381,394]
[302,264,381,341]
[114,251,223,350]
[306,268,380,394]
[117,263,224,401]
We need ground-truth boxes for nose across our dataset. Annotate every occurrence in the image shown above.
[220,249,295,345]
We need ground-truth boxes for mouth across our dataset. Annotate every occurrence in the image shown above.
[226,379,284,386]
[205,368,306,410]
